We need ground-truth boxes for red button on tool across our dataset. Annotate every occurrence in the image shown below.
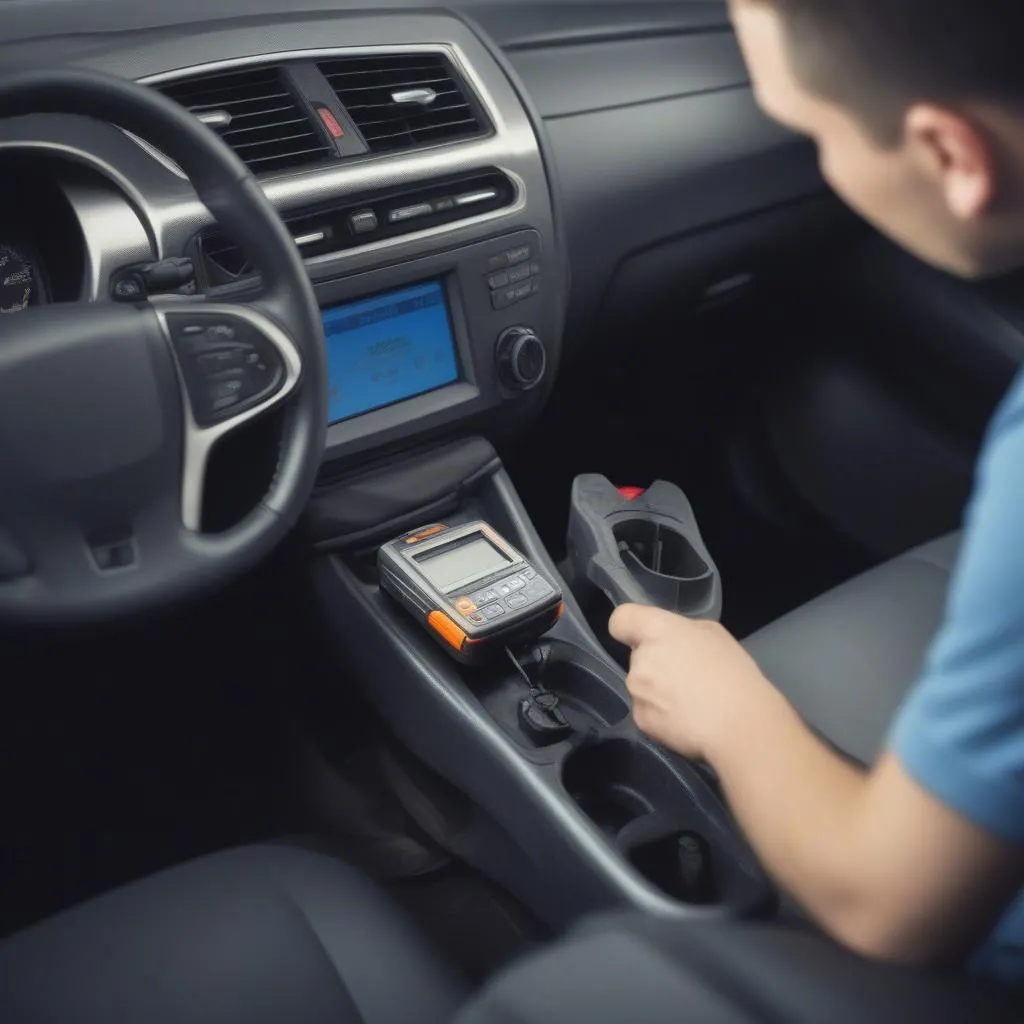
[317,107,344,139]
[617,486,646,501]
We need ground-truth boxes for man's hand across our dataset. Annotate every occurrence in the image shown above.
[609,604,1023,967]
[608,603,791,762]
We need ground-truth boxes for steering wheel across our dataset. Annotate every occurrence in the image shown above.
[0,69,328,625]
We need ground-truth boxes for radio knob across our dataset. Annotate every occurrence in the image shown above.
[496,327,547,391]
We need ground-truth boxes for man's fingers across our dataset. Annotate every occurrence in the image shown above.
[609,603,674,647]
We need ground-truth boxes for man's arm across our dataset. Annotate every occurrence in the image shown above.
[610,608,1023,966]
[709,684,1021,964]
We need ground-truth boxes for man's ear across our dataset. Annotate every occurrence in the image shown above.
[905,104,996,220]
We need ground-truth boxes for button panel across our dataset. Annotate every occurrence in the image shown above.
[458,571,556,624]
[166,314,287,428]
[486,246,541,311]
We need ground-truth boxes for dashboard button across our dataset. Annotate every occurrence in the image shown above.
[488,270,510,290]
[349,210,378,234]
[491,285,517,311]
[487,252,510,271]
[506,245,532,266]
[433,197,456,213]
[508,263,532,285]
[511,281,533,302]
[388,203,433,224]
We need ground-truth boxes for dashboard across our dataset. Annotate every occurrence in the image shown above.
[0,0,824,478]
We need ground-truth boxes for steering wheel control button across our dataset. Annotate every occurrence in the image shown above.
[496,327,547,391]
[197,349,246,375]
[166,313,287,427]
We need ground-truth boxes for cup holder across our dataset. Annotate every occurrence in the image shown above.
[612,520,715,613]
[562,739,729,905]
[562,739,690,835]
[542,645,630,727]
[614,520,710,580]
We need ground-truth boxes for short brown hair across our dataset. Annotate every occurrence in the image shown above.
[752,0,1024,143]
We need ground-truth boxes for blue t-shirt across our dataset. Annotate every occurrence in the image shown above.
[891,367,1024,985]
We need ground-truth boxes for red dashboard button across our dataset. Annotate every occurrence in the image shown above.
[317,107,344,139]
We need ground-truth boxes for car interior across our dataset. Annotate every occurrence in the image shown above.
[1,0,1023,1021]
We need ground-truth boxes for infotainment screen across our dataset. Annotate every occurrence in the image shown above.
[322,280,460,424]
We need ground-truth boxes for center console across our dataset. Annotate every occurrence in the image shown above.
[307,441,773,930]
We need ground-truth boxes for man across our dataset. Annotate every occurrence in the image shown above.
[610,0,1024,985]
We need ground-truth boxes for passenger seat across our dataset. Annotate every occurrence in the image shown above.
[743,534,960,764]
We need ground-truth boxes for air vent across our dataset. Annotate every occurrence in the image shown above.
[320,54,487,154]
[157,66,333,175]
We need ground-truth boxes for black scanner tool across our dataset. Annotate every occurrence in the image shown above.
[378,521,563,665]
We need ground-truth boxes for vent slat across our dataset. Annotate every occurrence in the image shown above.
[343,91,463,112]
[157,66,333,175]
[320,53,486,154]
[221,119,312,140]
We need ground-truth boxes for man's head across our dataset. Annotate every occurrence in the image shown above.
[729,0,1024,277]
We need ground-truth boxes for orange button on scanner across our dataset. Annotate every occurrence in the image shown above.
[454,596,478,617]
[428,610,468,652]
[404,524,447,545]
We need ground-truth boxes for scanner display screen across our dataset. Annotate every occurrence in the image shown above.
[415,536,512,593]
[322,280,459,424]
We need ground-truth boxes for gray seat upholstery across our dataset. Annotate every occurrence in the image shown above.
[456,912,1021,1024]
[0,844,465,1024]
[744,533,960,764]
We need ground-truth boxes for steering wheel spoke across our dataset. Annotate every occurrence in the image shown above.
[0,68,327,624]
[152,299,303,531]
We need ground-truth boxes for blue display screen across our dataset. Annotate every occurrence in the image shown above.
[323,280,460,424]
